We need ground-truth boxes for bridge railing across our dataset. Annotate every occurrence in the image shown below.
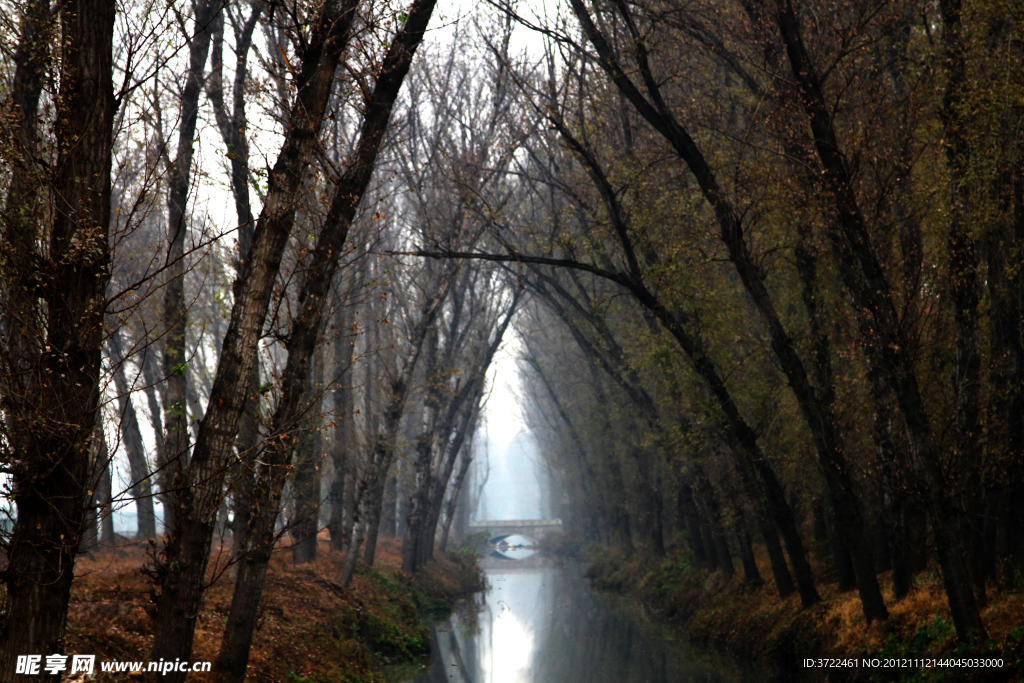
[467,518,563,529]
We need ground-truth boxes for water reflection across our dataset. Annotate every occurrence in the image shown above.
[399,554,741,683]
[489,535,537,561]
[489,548,536,561]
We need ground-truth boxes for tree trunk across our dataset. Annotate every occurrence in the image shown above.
[380,471,399,538]
[107,331,157,539]
[328,303,356,550]
[985,132,1024,587]
[161,0,221,541]
[402,434,434,573]
[678,484,709,566]
[867,364,919,601]
[339,513,366,587]
[207,2,262,560]
[291,351,323,565]
[711,522,734,580]
[702,521,720,572]
[1,0,51,450]
[939,0,985,605]
[362,471,389,567]
[439,447,475,552]
[291,426,320,564]
[350,319,439,584]
[97,448,116,545]
[737,514,763,585]
[140,346,169,531]
[79,430,105,555]
[693,469,732,578]
[419,378,491,567]
[827,509,856,592]
[0,0,115,675]
[813,499,827,543]
[213,442,294,683]
[775,0,984,638]
[792,223,888,618]
[340,455,359,554]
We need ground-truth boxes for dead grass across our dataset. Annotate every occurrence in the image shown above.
[66,535,480,682]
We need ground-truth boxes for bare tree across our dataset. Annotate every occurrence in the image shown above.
[209,1,438,679]
[0,0,116,674]
[148,0,365,673]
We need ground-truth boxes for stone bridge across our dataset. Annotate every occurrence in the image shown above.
[467,519,563,545]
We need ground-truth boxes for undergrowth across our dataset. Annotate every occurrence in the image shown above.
[66,536,483,682]
[577,541,1024,682]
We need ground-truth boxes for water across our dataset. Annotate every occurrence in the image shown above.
[390,553,746,683]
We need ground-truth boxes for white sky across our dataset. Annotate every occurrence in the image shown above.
[483,335,527,449]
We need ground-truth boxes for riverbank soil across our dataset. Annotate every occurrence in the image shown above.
[66,536,482,682]
[580,543,1024,682]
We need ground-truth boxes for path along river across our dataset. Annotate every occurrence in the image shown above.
[388,544,750,683]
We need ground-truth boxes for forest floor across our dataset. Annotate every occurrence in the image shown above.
[574,539,1024,682]
[65,535,483,682]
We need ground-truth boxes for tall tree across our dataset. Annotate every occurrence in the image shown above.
[0,0,116,674]
[211,1,438,678]
[159,0,222,533]
[107,330,157,539]
[149,0,364,673]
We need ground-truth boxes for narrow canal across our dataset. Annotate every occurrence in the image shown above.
[389,547,748,683]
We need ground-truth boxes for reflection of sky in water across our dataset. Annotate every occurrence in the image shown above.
[490,535,536,561]
[403,559,744,683]
[479,570,549,683]
[490,547,535,561]
[499,535,534,547]
[487,608,533,683]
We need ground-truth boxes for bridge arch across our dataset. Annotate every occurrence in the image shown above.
[467,519,563,546]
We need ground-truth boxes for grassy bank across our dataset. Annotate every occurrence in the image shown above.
[577,542,1024,682]
[67,536,483,682]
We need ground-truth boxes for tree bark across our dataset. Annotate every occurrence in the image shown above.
[79,427,108,555]
[439,445,475,553]
[736,513,763,585]
[207,3,262,558]
[987,177,1024,585]
[380,470,399,538]
[678,484,709,567]
[97,438,116,545]
[939,0,986,604]
[362,470,389,567]
[0,0,115,675]
[160,0,221,539]
[355,290,447,582]
[291,351,323,565]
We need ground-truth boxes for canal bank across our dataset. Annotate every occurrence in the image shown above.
[578,544,1024,682]
[65,538,483,683]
